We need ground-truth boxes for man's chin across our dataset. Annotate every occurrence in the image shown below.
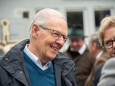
[48,54,57,60]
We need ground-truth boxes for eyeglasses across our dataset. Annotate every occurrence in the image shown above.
[39,25,68,42]
[103,38,115,49]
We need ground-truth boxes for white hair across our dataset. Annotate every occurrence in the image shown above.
[31,8,65,26]
[29,8,66,41]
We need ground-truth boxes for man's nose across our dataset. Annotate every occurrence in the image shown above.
[72,41,78,46]
[56,37,65,45]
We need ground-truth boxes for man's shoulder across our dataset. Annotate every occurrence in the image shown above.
[0,56,4,62]
[0,56,5,70]
[54,52,75,77]
[55,52,74,62]
[54,52,75,66]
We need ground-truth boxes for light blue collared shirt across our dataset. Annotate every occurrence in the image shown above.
[23,45,51,70]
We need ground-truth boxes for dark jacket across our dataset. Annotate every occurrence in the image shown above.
[92,63,104,86]
[84,51,110,86]
[0,39,76,86]
[65,47,95,86]
[92,52,110,86]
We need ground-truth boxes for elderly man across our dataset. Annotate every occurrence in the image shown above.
[65,26,95,86]
[0,8,76,86]
[97,16,115,86]
[88,32,106,60]
[84,32,110,86]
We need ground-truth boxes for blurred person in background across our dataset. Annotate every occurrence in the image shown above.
[64,25,95,86]
[0,8,76,86]
[97,16,115,86]
[84,32,110,86]
[88,32,106,60]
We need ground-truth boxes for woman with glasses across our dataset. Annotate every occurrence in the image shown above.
[93,16,115,86]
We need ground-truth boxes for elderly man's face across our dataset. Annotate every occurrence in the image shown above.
[103,26,115,57]
[70,38,84,51]
[31,17,68,62]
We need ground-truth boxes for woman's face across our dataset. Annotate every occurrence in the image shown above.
[103,26,115,57]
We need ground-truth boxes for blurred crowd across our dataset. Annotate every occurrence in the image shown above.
[64,16,115,86]
[0,8,115,86]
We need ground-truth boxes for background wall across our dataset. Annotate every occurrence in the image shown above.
[0,0,115,53]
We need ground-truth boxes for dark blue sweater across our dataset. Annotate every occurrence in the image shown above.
[23,52,56,86]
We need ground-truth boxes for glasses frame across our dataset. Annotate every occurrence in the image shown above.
[39,25,68,42]
[103,38,115,49]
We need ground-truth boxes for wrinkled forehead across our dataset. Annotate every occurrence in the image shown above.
[46,16,68,35]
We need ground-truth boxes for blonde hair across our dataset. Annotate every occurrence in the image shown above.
[99,16,115,46]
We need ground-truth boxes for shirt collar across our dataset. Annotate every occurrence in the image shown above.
[79,44,87,55]
[23,45,51,70]
[96,51,103,59]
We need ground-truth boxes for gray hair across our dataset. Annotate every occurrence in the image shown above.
[89,32,103,50]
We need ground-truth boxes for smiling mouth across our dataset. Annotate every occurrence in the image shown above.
[51,46,60,51]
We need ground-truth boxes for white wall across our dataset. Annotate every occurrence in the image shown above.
[0,0,115,52]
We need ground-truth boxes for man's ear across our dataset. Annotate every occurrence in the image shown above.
[31,24,41,38]
[31,24,40,33]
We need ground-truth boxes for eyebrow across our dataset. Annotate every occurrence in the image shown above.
[39,25,67,37]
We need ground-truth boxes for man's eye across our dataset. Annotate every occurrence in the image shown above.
[63,36,66,40]
[52,32,60,37]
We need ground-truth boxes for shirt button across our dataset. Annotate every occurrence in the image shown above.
[19,71,23,74]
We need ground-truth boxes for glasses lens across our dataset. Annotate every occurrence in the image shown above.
[52,31,68,42]
[104,40,113,48]
[52,30,60,37]
[40,25,68,42]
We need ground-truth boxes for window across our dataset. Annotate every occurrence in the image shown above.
[67,11,83,28]
[95,10,110,29]
[23,11,29,18]
[67,11,84,34]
